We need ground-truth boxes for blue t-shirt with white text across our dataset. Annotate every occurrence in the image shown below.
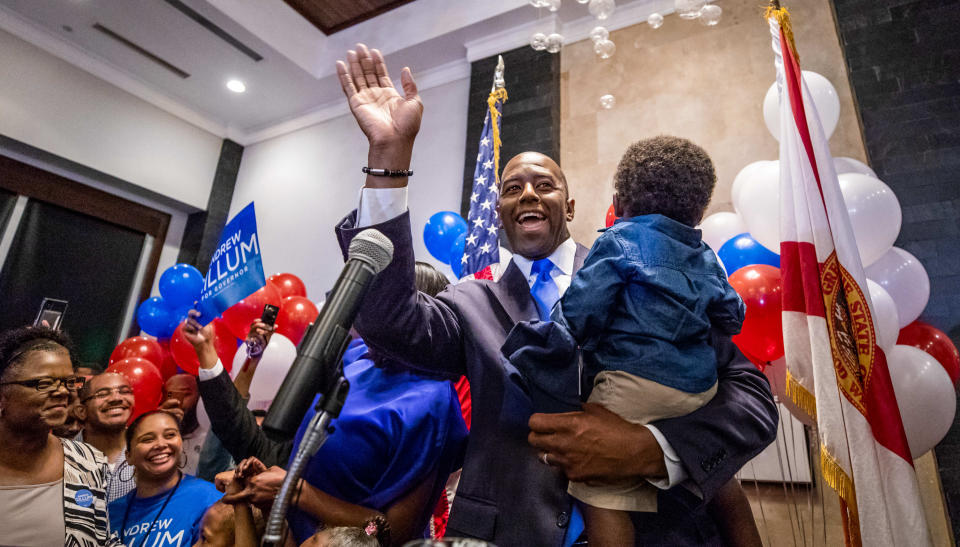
[108,474,222,547]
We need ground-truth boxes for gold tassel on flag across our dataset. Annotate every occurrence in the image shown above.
[785,368,818,420]
[487,89,508,184]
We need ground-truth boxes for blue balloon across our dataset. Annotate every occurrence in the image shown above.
[159,264,204,309]
[717,232,780,275]
[137,296,176,338]
[449,233,467,279]
[423,212,468,264]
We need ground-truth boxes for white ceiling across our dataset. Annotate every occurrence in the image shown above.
[0,0,671,145]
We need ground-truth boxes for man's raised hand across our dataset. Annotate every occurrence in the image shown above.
[336,44,422,188]
[182,309,219,369]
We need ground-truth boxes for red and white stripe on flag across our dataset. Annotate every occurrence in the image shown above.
[769,11,931,546]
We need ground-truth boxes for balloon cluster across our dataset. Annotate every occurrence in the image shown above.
[136,264,204,339]
[113,269,322,419]
[423,211,469,278]
[708,71,958,458]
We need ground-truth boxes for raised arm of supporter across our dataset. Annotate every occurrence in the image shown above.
[184,310,293,467]
[232,320,275,399]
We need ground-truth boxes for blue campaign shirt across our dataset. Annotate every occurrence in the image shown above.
[554,214,745,394]
[286,338,468,544]
[108,474,222,547]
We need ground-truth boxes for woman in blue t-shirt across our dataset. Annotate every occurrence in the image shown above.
[109,410,222,546]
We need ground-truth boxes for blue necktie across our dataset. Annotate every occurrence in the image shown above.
[530,258,559,320]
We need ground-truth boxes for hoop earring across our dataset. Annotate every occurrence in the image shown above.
[178,452,187,470]
[120,463,135,483]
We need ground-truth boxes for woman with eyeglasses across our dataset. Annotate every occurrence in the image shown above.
[108,410,222,546]
[0,325,119,546]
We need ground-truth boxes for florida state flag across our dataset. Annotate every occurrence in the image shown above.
[767,8,931,546]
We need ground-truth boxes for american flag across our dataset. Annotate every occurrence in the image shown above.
[461,86,508,280]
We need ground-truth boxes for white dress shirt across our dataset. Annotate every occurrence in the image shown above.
[348,186,688,489]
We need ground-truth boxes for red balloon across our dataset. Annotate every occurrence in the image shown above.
[155,340,179,380]
[729,265,784,363]
[276,296,319,346]
[221,283,283,340]
[897,320,960,388]
[109,336,164,368]
[106,357,163,422]
[213,319,239,373]
[169,320,238,376]
[268,273,308,300]
[605,204,618,228]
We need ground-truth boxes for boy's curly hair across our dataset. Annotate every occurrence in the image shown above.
[614,135,717,227]
[0,326,78,381]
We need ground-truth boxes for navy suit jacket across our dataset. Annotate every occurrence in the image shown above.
[337,211,777,546]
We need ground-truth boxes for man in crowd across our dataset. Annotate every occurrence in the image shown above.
[164,373,209,475]
[76,372,136,501]
[52,389,84,439]
[332,44,777,545]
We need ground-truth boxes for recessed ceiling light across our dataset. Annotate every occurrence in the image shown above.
[226,79,246,93]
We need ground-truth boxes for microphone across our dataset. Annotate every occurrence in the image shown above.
[262,228,394,438]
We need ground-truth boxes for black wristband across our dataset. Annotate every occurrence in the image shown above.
[362,167,413,177]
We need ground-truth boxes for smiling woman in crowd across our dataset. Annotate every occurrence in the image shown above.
[108,410,222,546]
[0,325,118,546]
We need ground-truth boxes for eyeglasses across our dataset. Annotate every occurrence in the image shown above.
[0,375,86,393]
[82,385,134,402]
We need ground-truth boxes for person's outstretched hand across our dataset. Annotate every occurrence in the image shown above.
[336,43,422,189]
[527,402,668,484]
[183,309,218,369]
[245,319,275,357]
[220,456,284,510]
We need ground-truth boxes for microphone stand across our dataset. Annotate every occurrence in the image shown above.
[262,375,350,545]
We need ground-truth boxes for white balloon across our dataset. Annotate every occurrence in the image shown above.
[246,334,298,408]
[865,247,930,329]
[734,162,781,252]
[731,160,778,215]
[886,344,957,459]
[837,173,902,266]
[763,71,841,141]
[834,156,877,179]
[866,279,899,351]
[698,212,747,252]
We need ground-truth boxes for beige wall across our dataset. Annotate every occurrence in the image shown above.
[559,0,866,247]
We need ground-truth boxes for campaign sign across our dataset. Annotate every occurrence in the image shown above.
[196,202,265,324]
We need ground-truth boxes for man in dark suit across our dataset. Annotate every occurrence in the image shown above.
[333,44,777,546]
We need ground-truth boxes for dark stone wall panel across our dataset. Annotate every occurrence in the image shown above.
[460,45,561,217]
[832,0,960,537]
